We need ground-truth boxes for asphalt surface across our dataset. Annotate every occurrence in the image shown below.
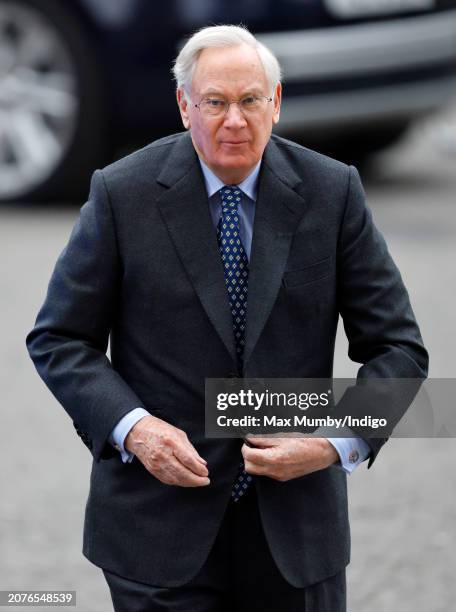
[1,109,455,611]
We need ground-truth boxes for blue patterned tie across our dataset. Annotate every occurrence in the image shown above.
[217,186,253,502]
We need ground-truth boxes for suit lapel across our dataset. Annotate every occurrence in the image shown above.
[243,138,307,366]
[155,134,237,364]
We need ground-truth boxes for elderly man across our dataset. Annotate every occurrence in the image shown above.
[27,25,427,612]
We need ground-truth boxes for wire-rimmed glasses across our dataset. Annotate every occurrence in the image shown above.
[193,94,273,118]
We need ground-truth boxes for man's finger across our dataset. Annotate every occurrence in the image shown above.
[173,445,209,477]
[244,459,267,476]
[245,435,281,448]
[177,472,211,487]
[176,429,207,464]
[158,456,210,487]
[241,444,272,465]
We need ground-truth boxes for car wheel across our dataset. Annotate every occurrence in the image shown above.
[0,0,108,203]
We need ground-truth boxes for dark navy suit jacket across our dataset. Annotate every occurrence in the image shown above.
[26,132,428,587]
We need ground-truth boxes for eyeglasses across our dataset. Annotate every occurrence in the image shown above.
[193,95,273,118]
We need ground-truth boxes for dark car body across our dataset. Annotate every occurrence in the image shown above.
[1,0,456,201]
[75,0,456,139]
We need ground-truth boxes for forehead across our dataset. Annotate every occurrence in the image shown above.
[191,43,268,95]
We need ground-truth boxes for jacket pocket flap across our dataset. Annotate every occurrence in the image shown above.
[283,257,332,288]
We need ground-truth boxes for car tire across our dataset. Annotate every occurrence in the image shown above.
[0,0,109,203]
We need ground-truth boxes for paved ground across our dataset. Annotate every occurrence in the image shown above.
[1,107,455,611]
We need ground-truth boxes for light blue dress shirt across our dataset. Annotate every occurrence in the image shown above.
[110,158,370,473]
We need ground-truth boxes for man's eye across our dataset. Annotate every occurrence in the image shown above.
[206,99,225,107]
[242,96,258,106]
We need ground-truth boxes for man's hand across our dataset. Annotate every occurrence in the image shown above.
[125,415,210,487]
[242,435,339,482]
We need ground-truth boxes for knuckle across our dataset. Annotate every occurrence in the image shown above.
[149,448,165,464]
[163,436,175,449]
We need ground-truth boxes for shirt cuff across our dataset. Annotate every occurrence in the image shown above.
[325,431,371,474]
[314,425,371,474]
[108,408,151,463]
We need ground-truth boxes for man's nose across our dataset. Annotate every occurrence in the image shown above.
[223,102,247,128]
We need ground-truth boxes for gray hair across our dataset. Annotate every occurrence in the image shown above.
[172,24,282,95]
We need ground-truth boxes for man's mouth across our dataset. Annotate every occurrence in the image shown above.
[221,140,248,146]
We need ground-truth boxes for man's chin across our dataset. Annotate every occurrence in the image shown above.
[219,156,249,167]
[213,158,256,183]
[215,151,257,170]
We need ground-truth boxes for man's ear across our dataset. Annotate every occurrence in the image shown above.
[272,82,282,125]
[177,88,191,130]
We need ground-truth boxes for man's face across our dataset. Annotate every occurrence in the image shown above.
[177,43,281,184]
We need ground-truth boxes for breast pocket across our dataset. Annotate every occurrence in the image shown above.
[282,256,333,289]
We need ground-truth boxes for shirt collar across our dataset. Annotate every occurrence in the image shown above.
[198,157,261,202]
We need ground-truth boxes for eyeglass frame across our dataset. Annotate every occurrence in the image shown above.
[191,93,274,117]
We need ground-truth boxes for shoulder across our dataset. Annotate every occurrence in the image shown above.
[264,135,363,219]
[98,132,190,188]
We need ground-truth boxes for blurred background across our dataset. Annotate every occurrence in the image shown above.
[1,0,456,610]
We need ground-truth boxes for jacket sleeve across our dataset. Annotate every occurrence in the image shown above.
[26,170,145,462]
[337,166,429,467]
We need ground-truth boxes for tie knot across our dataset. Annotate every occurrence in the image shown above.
[220,186,242,213]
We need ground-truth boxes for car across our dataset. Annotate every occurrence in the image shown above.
[1,0,456,203]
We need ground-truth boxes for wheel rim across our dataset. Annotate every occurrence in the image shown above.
[0,2,79,200]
